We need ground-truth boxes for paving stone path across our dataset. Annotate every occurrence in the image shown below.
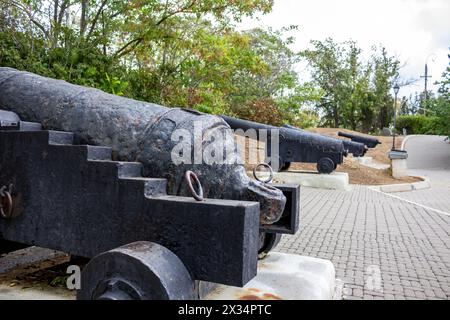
[278,135,450,300]
[277,185,450,300]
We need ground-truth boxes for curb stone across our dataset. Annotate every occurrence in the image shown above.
[366,176,430,193]
[364,135,431,193]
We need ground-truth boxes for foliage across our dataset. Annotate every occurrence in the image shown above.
[0,0,318,125]
[235,98,283,126]
[301,38,400,133]
[396,51,449,137]
[429,64,450,137]
[1,0,444,135]
[395,115,439,135]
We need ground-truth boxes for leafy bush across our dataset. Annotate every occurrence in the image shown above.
[395,115,440,135]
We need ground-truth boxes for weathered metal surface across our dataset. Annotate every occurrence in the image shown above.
[0,184,13,219]
[257,233,282,259]
[389,149,408,160]
[338,131,381,149]
[0,129,260,287]
[221,115,345,174]
[260,183,299,235]
[0,68,285,224]
[78,241,195,300]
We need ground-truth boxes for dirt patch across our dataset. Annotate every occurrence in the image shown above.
[0,256,86,296]
[243,128,422,185]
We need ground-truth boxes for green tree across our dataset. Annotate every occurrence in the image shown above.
[430,63,450,137]
[371,46,400,130]
[301,38,349,128]
[301,39,400,132]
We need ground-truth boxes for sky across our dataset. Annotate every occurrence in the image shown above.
[239,0,450,98]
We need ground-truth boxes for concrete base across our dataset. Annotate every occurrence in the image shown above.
[352,156,390,170]
[205,253,336,300]
[0,284,75,300]
[259,170,350,191]
[391,159,408,178]
[0,253,337,300]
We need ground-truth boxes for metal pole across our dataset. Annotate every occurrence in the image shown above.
[421,56,434,114]
[392,91,398,150]
[424,64,428,113]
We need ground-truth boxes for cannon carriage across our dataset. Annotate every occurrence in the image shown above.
[0,68,299,300]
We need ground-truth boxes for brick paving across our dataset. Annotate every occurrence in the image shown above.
[276,185,450,300]
[391,169,450,214]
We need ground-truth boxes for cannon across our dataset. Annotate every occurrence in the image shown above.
[338,131,381,149]
[0,69,300,300]
[283,124,368,158]
[221,115,346,174]
[0,68,286,224]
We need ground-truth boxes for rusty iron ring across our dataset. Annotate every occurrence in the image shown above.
[185,171,204,201]
[0,190,13,219]
[253,163,274,184]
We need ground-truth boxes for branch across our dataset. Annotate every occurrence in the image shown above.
[155,0,197,26]
[113,0,200,59]
[113,36,144,59]
[57,0,70,25]
[86,0,108,39]
[4,0,49,38]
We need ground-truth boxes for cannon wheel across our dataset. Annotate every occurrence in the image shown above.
[77,241,195,300]
[317,157,335,174]
[258,232,282,260]
[280,162,291,171]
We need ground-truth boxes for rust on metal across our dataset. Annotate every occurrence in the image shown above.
[239,295,262,300]
[237,288,282,300]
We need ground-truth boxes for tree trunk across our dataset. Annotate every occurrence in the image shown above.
[333,105,339,128]
[51,0,59,48]
[80,0,88,37]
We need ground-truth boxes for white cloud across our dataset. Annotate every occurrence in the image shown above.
[239,0,450,97]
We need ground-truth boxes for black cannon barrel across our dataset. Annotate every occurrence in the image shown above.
[338,131,381,149]
[221,116,345,174]
[283,124,366,157]
[342,140,368,157]
[222,116,345,154]
[221,115,277,131]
